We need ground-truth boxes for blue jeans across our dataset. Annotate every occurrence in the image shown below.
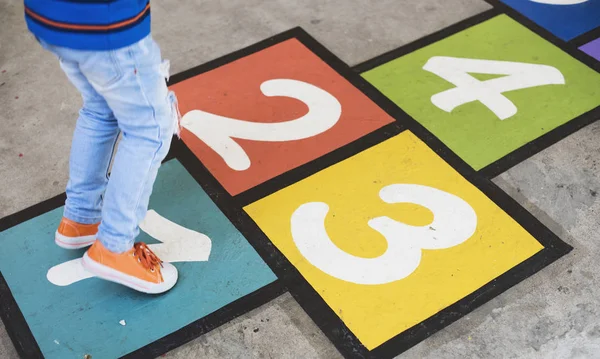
[38,35,179,253]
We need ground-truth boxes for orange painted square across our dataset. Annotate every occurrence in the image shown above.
[170,38,395,195]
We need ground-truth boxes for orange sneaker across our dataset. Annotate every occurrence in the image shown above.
[81,240,178,294]
[55,217,99,249]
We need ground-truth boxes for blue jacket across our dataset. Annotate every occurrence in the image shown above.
[24,0,151,51]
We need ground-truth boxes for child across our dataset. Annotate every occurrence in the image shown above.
[24,0,180,294]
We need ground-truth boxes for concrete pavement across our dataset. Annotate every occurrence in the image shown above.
[4,0,600,358]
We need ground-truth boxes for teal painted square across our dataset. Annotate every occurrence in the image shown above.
[0,159,276,358]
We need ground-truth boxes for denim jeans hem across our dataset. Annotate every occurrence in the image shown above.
[63,208,102,225]
[97,233,134,254]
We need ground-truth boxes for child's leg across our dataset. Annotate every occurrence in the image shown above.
[77,35,179,293]
[38,40,120,248]
[74,35,178,254]
[60,60,120,226]
[39,35,179,293]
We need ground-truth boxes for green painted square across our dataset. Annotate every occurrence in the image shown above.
[362,14,600,170]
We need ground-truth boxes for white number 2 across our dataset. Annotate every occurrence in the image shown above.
[423,56,565,120]
[180,79,342,171]
[291,184,477,285]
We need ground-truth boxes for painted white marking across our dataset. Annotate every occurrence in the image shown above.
[291,184,477,285]
[180,79,342,171]
[46,210,212,286]
[423,56,565,120]
[530,0,588,4]
[47,257,92,286]
[138,210,212,262]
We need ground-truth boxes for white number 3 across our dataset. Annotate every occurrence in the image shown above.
[291,184,477,285]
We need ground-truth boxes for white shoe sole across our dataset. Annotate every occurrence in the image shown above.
[55,231,96,249]
[81,252,178,294]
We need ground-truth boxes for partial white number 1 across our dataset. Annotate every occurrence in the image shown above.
[46,210,212,286]
[180,79,342,171]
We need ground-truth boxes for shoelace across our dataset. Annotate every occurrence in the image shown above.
[133,242,163,274]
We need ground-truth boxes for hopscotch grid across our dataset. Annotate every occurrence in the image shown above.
[0,2,592,357]
[163,26,573,358]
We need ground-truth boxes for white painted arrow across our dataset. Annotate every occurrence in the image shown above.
[46,210,212,286]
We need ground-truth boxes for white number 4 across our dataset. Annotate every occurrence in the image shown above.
[423,56,565,120]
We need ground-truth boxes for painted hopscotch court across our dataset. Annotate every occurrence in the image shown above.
[2,2,600,358]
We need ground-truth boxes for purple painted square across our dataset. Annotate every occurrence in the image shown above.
[580,38,600,61]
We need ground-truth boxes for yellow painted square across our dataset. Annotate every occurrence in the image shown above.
[244,130,543,349]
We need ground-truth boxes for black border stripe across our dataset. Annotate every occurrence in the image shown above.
[352,8,500,73]
[122,280,286,359]
[167,27,306,87]
[0,193,66,233]
[370,247,570,358]
[234,122,405,207]
[571,24,600,48]
[0,273,43,359]
[479,105,600,178]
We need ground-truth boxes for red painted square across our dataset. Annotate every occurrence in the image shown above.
[170,38,395,195]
